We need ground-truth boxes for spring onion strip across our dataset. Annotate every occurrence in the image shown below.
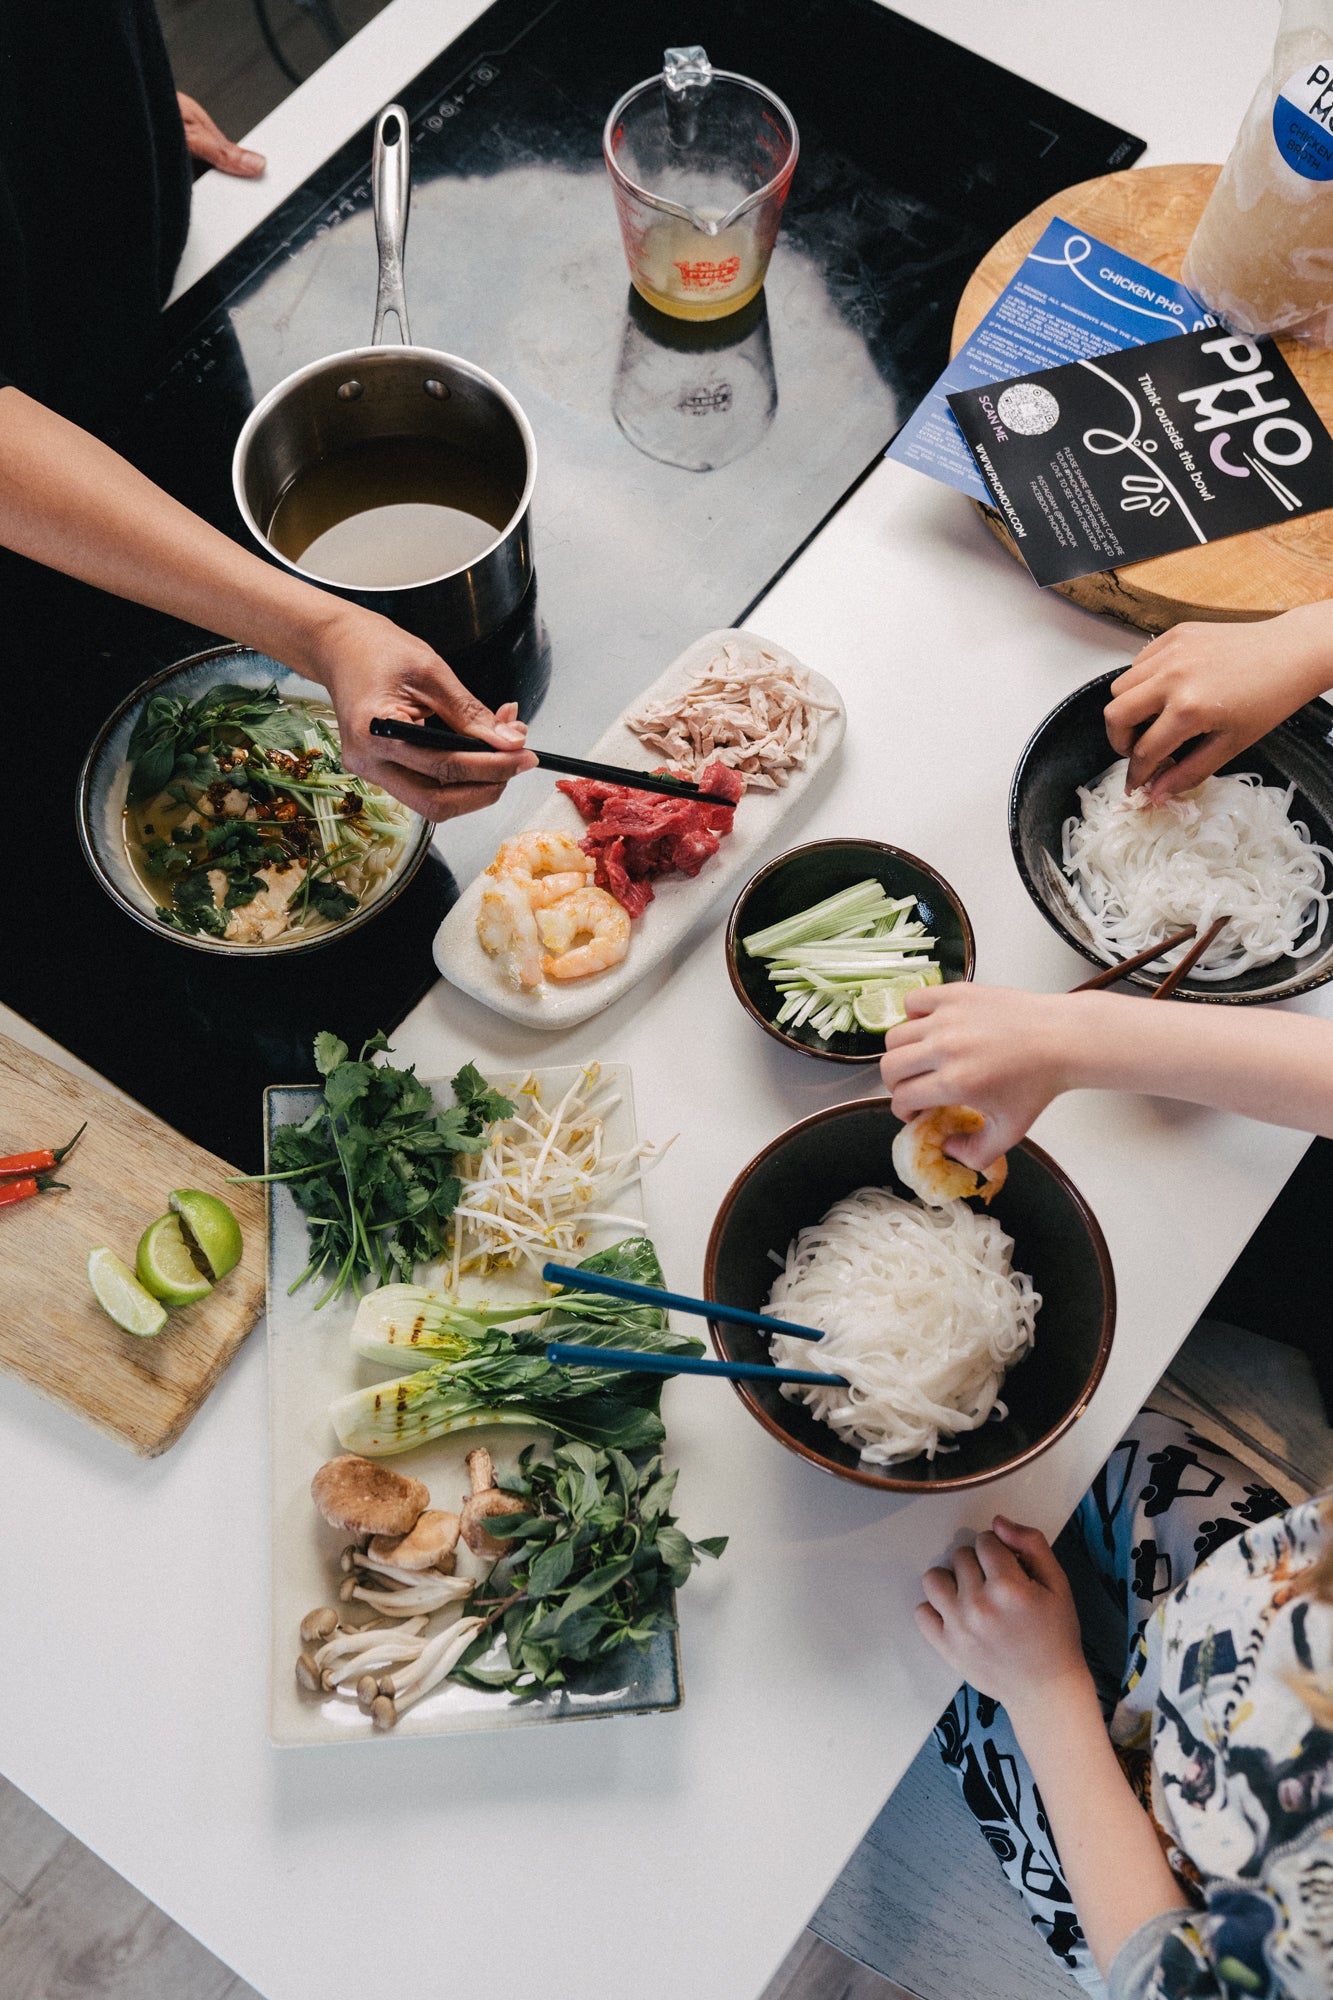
[448,1063,672,1281]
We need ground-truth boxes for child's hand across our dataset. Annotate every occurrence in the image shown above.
[1105,610,1333,801]
[916,1517,1091,1717]
[879,984,1076,1161]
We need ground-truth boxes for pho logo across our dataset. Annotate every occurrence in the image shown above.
[997,384,1060,436]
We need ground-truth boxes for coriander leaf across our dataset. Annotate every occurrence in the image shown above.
[313,1032,348,1077]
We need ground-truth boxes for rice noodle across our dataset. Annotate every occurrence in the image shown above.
[1061,759,1332,980]
[764,1186,1039,1464]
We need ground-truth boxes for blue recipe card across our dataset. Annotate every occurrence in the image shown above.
[888,216,1217,500]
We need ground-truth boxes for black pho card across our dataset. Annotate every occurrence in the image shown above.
[947,329,1333,587]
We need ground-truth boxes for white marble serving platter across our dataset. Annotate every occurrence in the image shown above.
[432,627,846,1028]
[266,1063,681,1745]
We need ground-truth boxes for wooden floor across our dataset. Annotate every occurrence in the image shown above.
[0,1775,260,2000]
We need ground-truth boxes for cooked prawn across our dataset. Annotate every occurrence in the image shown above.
[892,1106,1007,1207]
[477,875,543,990]
[521,869,591,909]
[489,831,593,885]
[535,886,630,981]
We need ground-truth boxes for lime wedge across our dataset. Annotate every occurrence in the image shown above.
[88,1247,169,1338]
[852,986,907,1033]
[137,1214,214,1307]
[170,1189,242,1280]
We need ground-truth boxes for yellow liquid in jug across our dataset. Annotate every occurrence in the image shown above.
[631,217,767,322]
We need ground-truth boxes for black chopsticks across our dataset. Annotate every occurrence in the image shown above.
[369,716,737,806]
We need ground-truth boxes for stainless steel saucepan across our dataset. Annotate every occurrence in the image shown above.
[232,104,536,652]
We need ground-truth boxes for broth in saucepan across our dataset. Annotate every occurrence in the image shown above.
[267,435,519,589]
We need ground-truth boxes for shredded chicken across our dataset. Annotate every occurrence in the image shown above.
[209,861,305,943]
[624,641,837,792]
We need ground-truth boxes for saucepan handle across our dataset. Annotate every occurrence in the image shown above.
[371,103,412,345]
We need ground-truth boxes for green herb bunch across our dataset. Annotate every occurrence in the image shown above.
[455,1442,726,1696]
[127,680,308,804]
[254,1034,513,1306]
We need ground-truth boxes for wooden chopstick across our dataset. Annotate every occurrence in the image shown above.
[1070,925,1198,992]
[1149,915,1230,998]
[541,1260,825,1343]
[1070,916,1230,997]
[368,716,738,807]
[545,1342,847,1388]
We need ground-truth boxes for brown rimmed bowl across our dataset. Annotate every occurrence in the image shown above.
[77,644,431,958]
[1011,669,1333,1004]
[703,1097,1115,1493]
[725,839,976,1064]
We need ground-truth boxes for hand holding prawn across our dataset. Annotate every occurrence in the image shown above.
[880,984,1080,1170]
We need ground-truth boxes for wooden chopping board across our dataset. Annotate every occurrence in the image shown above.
[0,1031,265,1454]
[950,162,1333,634]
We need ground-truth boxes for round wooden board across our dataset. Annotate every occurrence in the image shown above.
[950,162,1333,633]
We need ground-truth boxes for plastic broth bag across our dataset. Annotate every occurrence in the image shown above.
[1184,0,1333,342]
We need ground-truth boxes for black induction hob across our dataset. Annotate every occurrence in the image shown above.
[3,0,1142,1169]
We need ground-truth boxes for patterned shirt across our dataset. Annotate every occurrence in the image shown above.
[1108,1498,1333,2000]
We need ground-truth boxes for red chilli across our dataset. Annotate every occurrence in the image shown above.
[0,1174,69,1209]
[0,1121,87,1178]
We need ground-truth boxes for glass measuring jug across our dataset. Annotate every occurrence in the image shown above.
[603,46,799,322]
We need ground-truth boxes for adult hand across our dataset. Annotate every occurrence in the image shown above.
[302,605,537,822]
[879,983,1075,1162]
[917,1517,1090,1717]
[177,93,266,177]
[1105,608,1333,801]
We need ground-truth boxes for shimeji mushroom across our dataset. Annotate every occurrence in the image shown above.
[371,1615,487,1729]
[294,1614,430,1696]
[338,1570,475,1616]
[459,1448,527,1560]
[310,1455,429,1541]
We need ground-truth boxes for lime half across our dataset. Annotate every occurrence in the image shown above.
[170,1189,242,1280]
[137,1214,214,1307]
[88,1247,169,1338]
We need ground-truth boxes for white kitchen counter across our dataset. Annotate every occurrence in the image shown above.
[1,6,1319,1999]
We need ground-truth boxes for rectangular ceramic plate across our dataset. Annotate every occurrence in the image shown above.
[433,627,845,1028]
[267,1063,681,1745]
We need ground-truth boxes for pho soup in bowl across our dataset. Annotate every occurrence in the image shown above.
[78,645,430,958]
[1011,670,1333,1004]
[704,1096,1115,1494]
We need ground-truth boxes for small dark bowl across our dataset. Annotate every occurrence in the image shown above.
[704,1097,1115,1493]
[725,839,976,1064]
[1011,670,1333,1004]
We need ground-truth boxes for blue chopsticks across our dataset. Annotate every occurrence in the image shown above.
[545,1342,847,1388]
[541,1261,825,1344]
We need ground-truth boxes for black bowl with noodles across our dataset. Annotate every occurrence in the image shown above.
[704,1097,1115,1495]
[725,838,975,1064]
[1011,669,1333,1004]
[77,643,431,959]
